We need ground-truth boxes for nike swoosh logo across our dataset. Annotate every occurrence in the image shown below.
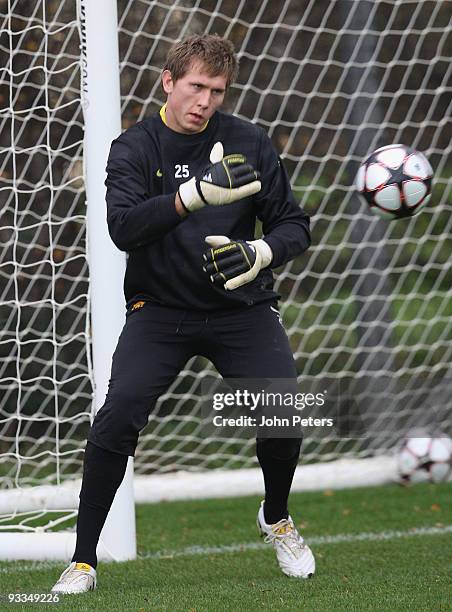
[156,169,163,177]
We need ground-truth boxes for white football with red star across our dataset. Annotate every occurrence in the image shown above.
[356,144,433,219]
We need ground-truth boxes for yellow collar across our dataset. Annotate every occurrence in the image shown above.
[159,104,168,125]
[160,103,209,133]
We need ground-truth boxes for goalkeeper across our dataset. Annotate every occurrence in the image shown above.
[52,34,314,594]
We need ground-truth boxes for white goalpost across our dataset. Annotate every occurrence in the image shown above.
[80,0,136,564]
[0,0,451,560]
[0,0,135,561]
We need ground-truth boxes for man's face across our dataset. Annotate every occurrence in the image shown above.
[161,61,227,134]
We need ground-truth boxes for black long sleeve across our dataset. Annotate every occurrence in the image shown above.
[106,139,183,251]
[254,128,311,268]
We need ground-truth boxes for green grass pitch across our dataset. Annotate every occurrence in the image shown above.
[1,482,451,611]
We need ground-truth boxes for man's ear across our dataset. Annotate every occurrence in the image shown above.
[161,70,173,94]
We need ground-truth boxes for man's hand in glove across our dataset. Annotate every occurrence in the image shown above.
[202,235,273,290]
[178,142,261,212]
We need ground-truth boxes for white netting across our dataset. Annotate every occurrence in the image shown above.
[116,0,452,472]
[0,0,451,530]
[0,0,90,528]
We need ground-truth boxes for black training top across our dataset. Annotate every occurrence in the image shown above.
[105,110,310,311]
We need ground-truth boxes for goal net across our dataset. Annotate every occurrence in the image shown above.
[0,1,89,533]
[0,0,451,557]
[120,0,452,471]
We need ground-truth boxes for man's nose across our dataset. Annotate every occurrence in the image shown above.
[197,90,211,108]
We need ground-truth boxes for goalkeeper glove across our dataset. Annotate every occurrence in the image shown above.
[178,141,261,213]
[202,235,273,290]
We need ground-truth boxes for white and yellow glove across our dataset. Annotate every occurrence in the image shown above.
[178,142,261,212]
[202,235,273,290]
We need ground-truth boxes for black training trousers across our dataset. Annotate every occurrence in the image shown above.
[89,300,300,456]
[74,301,303,566]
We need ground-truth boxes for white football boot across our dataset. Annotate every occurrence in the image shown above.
[51,562,97,594]
[257,501,315,578]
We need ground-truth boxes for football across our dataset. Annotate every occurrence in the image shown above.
[397,435,452,484]
[355,144,433,219]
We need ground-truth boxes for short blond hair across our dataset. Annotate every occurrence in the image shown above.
[163,34,238,88]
